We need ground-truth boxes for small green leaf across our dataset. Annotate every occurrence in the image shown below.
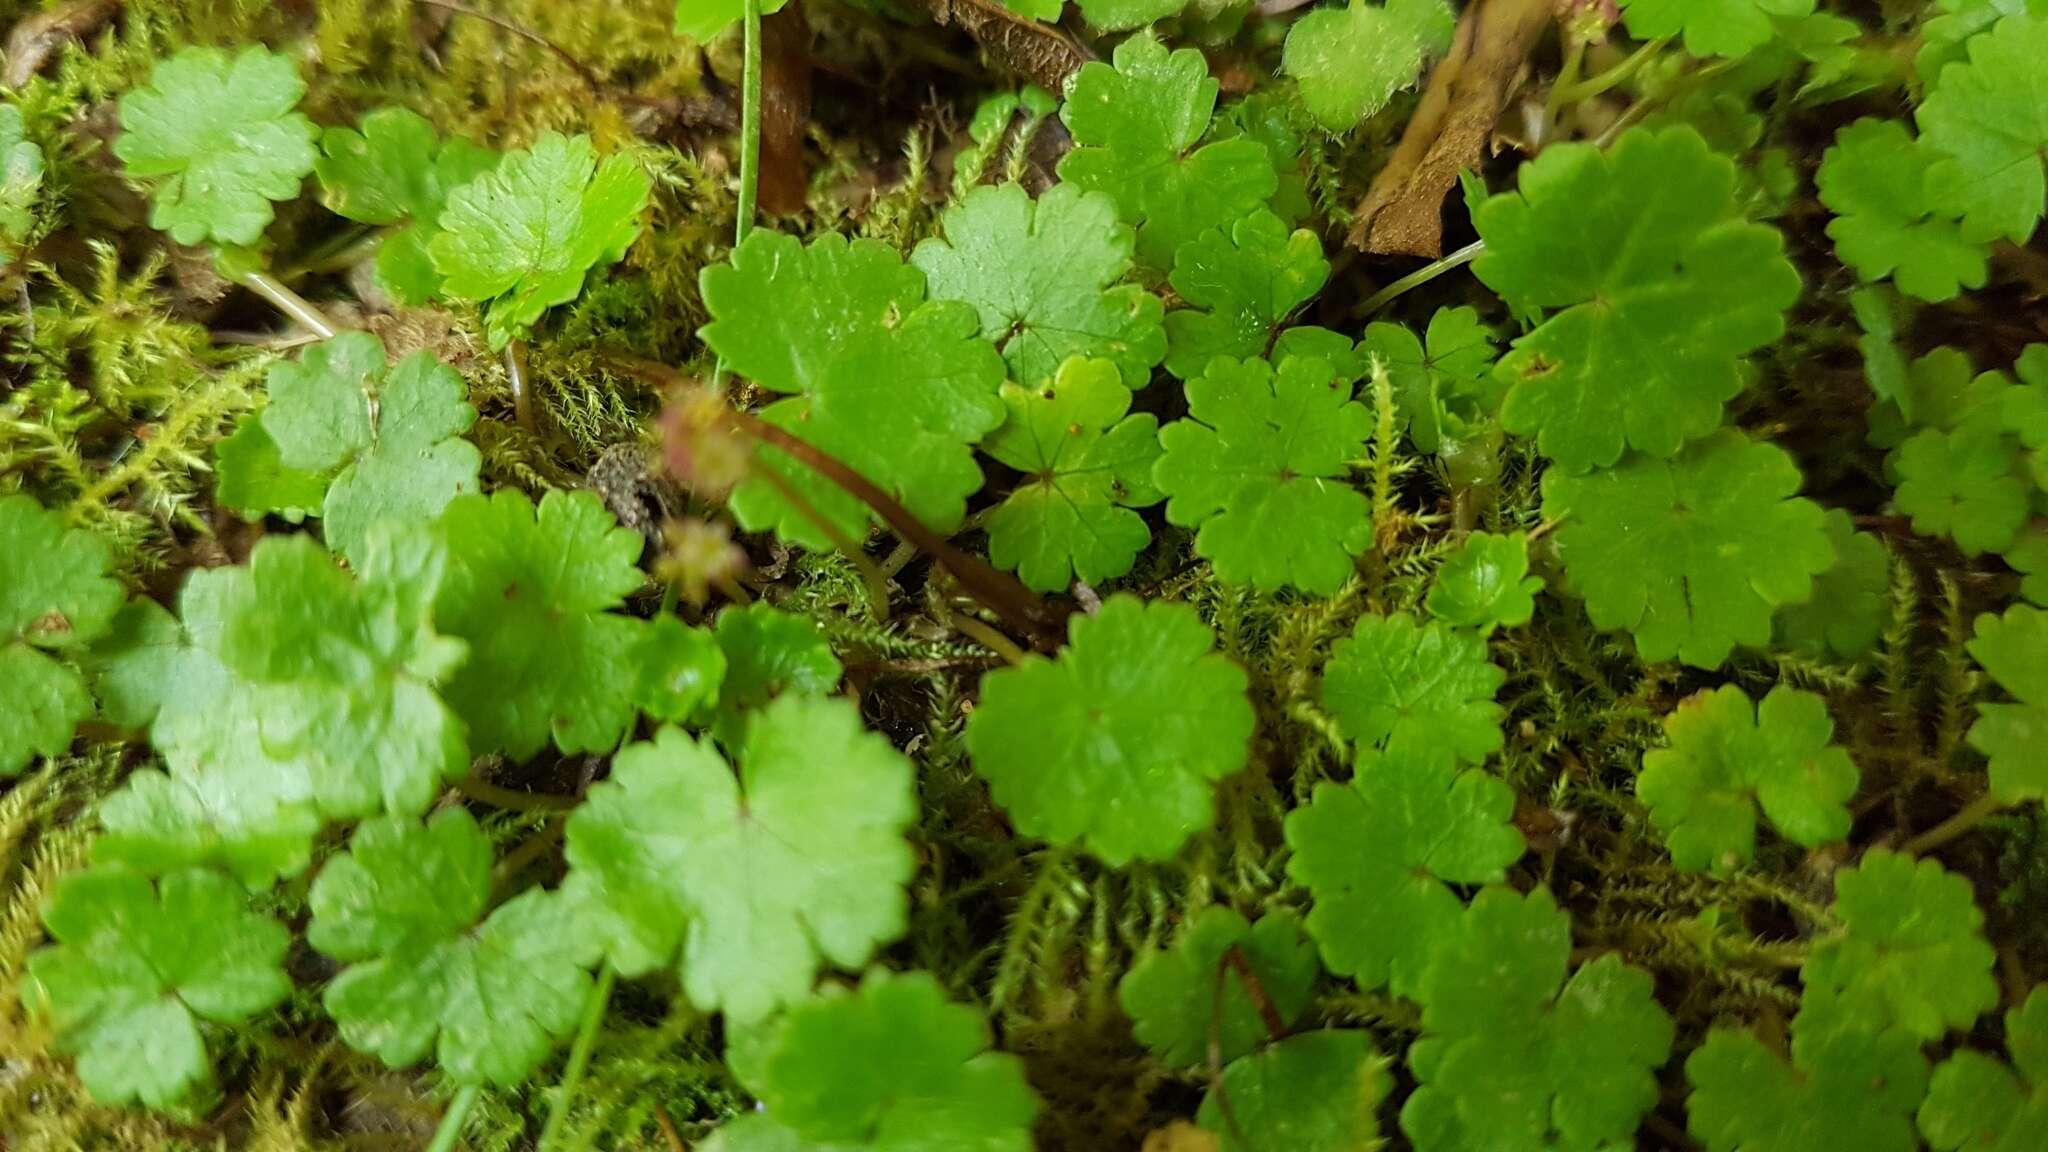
[309,810,598,1085]
[1817,118,1987,303]
[1361,305,1501,454]
[1118,906,1319,1067]
[632,615,726,725]
[0,493,126,776]
[1687,1014,1929,1152]
[1075,0,1186,30]
[1282,0,1456,130]
[314,107,499,303]
[913,182,1165,390]
[1918,986,2048,1152]
[563,698,915,1022]
[1777,508,1890,660]
[1894,422,2030,556]
[29,868,290,1110]
[674,0,793,41]
[1619,0,1816,57]
[213,413,330,523]
[429,132,649,348]
[434,489,646,760]
[1321,612,1505,768]
[714,970,1036,1150]
[0,103,46,255]
[1058,31,1279,269]
[113,45,317,246]
[982,357,1162,594]
[1155,354,1370,593]
[1197,1031,1391,1152]
[1638,684,1858,872]
[1968,604,2048,804]
[1473,125,1801,472]
[701,602,843,748]
[1917,12,2048,244]
[1426,531,1541,635]
[1542,429,1835,668]
[965,595,1254,864]
[1286,748,1524,994]
[1803,849,1998,1041]
[1162,211,1329,379]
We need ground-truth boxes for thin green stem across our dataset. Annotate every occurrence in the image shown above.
[1902,793,2004,856]
[235,270,339,340]
[738,0,763,244]
[1359,240,1484,315]
[425,1084,481,1152]
[537,964,617,1152]
[1545,37,1586,119]
[450,776,578,813]
[1553,37,1672,105]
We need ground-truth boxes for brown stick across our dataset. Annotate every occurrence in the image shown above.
[915,0,1093,93]
[1348,0,1555,257]
[757,6,814,218]
[3,0,119,89]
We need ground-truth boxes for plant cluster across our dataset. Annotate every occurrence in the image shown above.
[1,0,2046,1149]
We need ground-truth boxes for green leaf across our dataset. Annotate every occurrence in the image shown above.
[261,332,481,563]
[964,595,1253,864]
[701,229,1007,545]
[1917,0,2043,85]
[982,357,1163,594]
[1619,0,1816,57]
[1803,849,1998,1041]
[2006,526,2048,607]
[1075,0,1186,30]
[1638,684,1858,872]
[1542,428,1835,668]
[674,0,793,41]
[28,868,290,1110]
[1196,1031,1391,1152]
[213,413,330,523]
[1777,508,1890,661]
[1917,12,2048,244]
[563,697,915,1022]
[1919,987,2048,1152]
[113,45,317,247]
[1155,354,1371,593]
[433,489,646,760]
[1285,749,1524,994]
[994,0,1065,19]
[87,586,323,887]
[1817,119,1987,303]
[314,107,499,304]
[428,132,649,348]
[1473,125,1801,472]
[1058,31,1279,269]
[1118,906,1319,1067]
[1403,887,1674,1152]
[1360,306,1500,454]
[1426,531,1542,635]
[0,102,46,254]
[1162,211,1330,379]
[1687,1015,1930,1152]
[1968,604,2048,804]
[1282,0,1456,130]
[716,970,1036,1150]
[632,615,726,725]
[309,810,597,1085]
[1321,612,1505,769]
[1894,423,2030,556]
[911,182,1165,390]
[700,602,843,749]
[0,493,125,775]
[212,529,468,819]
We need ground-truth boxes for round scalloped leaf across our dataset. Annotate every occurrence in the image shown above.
[1196,1030,1391,1152]
[1687,1014,1930,1152]
[1118,906,1320,1068]
[1542,428,1834,668]
[314,107,499,304]
[1638,684,1858,872]
[911,182,1165,389]
[433,488,646,760]
[700,602,843,747]
[1155,354,1371,593]
[1321,612,1505,769]
[1285,749,1524,994]
[1161,212,1329,379]
[964,595,1254,864]
[1282,0,1455,130]
[1967,604,2048,804]
[1917,12,2048,245]
[563,697,916,1022]
[28,867,290,1110]
[731,969,1037,1150]
[1777,508,1890,661]
[1893,423,2030,556]
[1920,987,2048,1151]
[1426,531,1542,636]
[113,45,317,247]
[1803,849,1998,1041]
[1,493,125,776]
[1473,125,1800,472]
[1816,118,1987,303]
[1360,305,1501,454]
[308,810,598,1085]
